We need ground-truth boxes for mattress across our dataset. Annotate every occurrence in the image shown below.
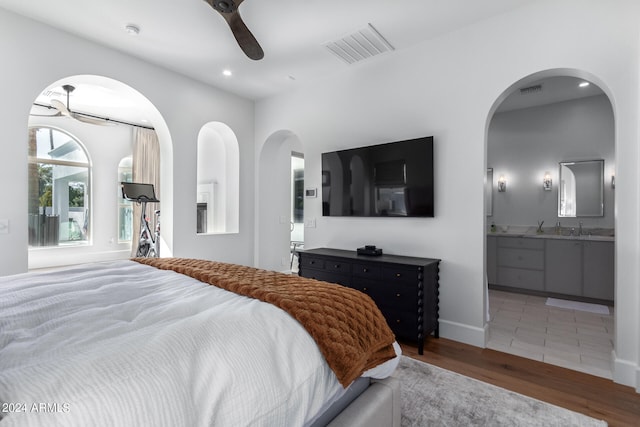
[0,260,399,426]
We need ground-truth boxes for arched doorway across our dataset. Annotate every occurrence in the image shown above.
[27,75,173,269]
[485,69,615,379]
[256,130,304,272]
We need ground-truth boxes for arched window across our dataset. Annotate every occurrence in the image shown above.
[28,127,91,247]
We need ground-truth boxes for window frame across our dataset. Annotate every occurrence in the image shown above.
[28,126,92,248]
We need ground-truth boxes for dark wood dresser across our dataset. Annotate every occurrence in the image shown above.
[297,248,440,354]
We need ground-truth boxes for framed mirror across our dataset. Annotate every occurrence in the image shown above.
[558,160,604,217]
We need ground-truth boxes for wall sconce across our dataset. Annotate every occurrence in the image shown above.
[497,175,507,192]
[611,174,615,189]
[543,172,552,191]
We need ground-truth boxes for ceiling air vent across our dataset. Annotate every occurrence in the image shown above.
[520,84,542,95]
[324,23,395,65]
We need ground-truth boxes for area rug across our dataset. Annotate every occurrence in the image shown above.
[393,356,607,427]
[545,297,610,315]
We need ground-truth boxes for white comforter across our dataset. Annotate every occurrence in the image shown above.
[0,260,398,427]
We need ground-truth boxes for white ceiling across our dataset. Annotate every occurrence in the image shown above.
[1,0,540,101]
[6,0,604,126]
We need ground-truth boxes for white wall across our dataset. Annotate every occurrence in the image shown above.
[0,8,256,274]
[255,0,640,389]
[488,94,615,229]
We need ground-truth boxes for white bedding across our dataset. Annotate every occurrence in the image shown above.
[0,260,399,427]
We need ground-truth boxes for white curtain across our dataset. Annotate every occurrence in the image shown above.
[131,127,160,256]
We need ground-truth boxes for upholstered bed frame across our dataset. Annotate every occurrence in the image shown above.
[326,377,401,427]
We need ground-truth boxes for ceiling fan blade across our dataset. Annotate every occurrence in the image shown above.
[72,113,113,126]
[204,0,264,60]
[228,11,263,60]
[29,104,62,117]
[51,99,71,117]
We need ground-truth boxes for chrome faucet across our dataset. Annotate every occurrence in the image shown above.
[579,221,583,236]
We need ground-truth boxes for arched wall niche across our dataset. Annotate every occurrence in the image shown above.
[196,121,240,234]
[256,130,303,271]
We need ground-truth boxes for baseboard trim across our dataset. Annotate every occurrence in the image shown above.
[439,319,486,348]
[612,350,639,390]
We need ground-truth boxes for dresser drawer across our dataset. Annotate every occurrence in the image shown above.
[382,266,418,284]
[352,263,382,279]
[352,278,415,310]
[497,267,544,291]
[498,237,544,250]
[300,256,325,270]
[381,308,419,339]
[497,248,544,270]
[325,259,351,274]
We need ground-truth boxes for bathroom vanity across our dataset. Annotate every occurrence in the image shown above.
[487,229,614,304]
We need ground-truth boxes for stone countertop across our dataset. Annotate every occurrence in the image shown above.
[487,226,614,242]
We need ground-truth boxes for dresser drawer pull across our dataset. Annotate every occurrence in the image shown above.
[363,268,368,272]
[310,260,315,265]
[363,287,368,291]
[396,293,401,297]
[396,273,402,278]
[334,264,340,268]
[396,319,401,324]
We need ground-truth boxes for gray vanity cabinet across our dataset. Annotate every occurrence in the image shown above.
[583,241,614,301]
[488,235,614,303]
[545,240,582,296]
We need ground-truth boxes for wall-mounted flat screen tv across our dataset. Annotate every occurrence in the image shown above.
[322,136,434,217]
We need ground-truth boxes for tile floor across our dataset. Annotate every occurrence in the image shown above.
[488,290,614,379]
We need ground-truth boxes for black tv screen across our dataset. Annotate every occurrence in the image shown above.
[322,136,434,217]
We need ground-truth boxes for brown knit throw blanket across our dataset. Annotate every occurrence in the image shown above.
[133,257,397,387]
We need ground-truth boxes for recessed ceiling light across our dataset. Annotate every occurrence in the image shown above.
[579,81,590,88]
[125,24,140,36]
[222,69,232,77]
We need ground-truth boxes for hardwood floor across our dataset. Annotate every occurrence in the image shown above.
[399,338,640,427]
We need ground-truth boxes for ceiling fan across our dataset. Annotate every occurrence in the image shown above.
[43,85,111,126]
[204,0,264,60]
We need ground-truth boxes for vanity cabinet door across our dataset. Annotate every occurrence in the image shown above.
[583,241,614,301]
[545,240,582,296]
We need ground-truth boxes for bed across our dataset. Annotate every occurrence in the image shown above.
[0,258,401,426]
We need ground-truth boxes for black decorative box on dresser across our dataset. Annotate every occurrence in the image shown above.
[297,248,440,355]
